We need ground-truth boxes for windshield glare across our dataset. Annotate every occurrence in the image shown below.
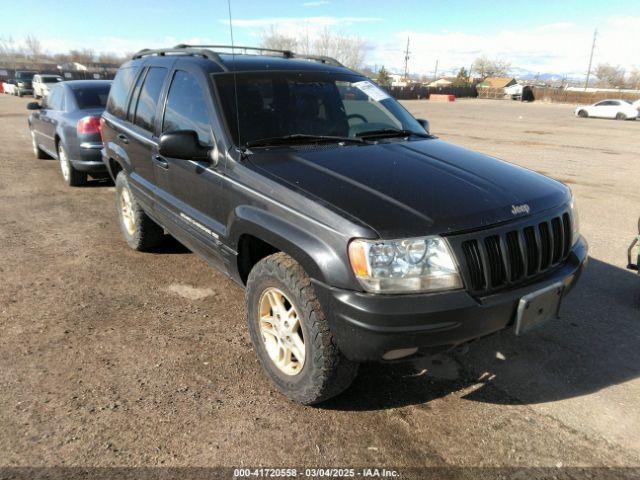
[214,72,424,146]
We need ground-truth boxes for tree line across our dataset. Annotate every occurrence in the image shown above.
[0,35,126,67]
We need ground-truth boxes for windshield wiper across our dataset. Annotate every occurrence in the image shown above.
[356,128,430,139]
[245,134,367,149]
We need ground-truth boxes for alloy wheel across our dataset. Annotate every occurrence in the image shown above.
[258,287,305,376]
[119,187,136,236]
[31,132,38,156]
[58,147,70,182]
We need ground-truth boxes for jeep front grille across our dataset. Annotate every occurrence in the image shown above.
[456,212,573,294]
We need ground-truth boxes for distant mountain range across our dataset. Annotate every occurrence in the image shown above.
[386,66,589,83]
[508,67,587,82]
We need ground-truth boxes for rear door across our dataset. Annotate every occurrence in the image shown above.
[37,85,65,154]
[124,64,170,194]
[153,64,227,265]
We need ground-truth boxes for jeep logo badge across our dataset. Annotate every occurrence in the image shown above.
[511,204,531,215]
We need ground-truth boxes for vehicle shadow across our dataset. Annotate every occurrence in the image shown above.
[323,257,640,411]
[84,177,114,187]
[148,235,192,255]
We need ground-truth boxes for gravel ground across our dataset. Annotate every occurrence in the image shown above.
[0,95,638,472]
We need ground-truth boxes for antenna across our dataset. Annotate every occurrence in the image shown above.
[227,0,242,147]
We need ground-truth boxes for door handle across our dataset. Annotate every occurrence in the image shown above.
[117,133,129,144]
[153,155,169,169]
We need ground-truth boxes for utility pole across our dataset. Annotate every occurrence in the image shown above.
[403,37,410,81]
[584,28,597,92]
[433,59,439,82]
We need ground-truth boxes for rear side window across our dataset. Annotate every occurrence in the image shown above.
[47,87,64,110]
[106,66,140,118]
[73,85,111,110]
[162,71,212,146]
[133,67,167,133]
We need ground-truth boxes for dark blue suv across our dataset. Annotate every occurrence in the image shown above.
[101,45,587,404]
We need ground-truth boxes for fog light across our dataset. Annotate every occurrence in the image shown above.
[382,347,418,360]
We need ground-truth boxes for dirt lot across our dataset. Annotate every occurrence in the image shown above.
[0,95,639,472]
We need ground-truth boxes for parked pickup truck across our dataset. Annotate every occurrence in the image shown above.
[101,45,587,404]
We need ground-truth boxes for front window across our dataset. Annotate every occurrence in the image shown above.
[214,72,424,146]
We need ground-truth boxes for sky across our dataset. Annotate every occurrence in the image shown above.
[1,0,639,76]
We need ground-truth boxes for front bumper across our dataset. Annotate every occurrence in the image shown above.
[314,237,588,362]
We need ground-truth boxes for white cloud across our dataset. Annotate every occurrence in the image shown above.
[302,1,330,6]
[21,15,640,76]
[227,16,382,27]
[371,17,640,76]
[222,15,382,42]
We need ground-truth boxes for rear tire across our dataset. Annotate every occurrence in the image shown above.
[615,112,627,120]
[115,171,164,251]
[577,110,588,118]
[245,252,358,405]
[58,144,87,186]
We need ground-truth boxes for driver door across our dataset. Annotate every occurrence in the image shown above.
[154,66,227,266]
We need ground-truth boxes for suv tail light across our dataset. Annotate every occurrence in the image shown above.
[77,116,101,136]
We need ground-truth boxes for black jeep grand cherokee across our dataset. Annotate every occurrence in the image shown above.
[101,45,587,404]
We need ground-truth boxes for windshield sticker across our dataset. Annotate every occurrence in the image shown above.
[352,81,390,102]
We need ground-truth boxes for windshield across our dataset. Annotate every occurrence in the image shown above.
[214,72,425,146]
[42,76,61,83]
[16,72,35,80]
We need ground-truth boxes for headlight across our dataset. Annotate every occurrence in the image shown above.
[348,236,463,293]
[570,195,580,245]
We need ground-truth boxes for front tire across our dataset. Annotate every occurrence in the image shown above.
[30,130,48,159]
[245,252,358,405]
[58,144,87,186]
[577,110,588,118]
[115,171,164,251]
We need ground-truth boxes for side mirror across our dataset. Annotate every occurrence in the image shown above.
[417,118,430,134]
[27,102,41,111]
[158,130,210,160]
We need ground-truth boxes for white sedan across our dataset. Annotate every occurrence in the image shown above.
[575,99,638,120]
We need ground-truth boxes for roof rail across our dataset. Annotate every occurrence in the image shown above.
[174,44,294,58]
[131,45,345,70]
[130,47,228,72]
[174,44,345,68]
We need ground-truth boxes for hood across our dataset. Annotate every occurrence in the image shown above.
[246,138,570,238]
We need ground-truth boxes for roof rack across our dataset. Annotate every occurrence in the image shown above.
[131,44,345,69]
[177,44,345,67]
[132,43,344,71]
[130,47,228,71]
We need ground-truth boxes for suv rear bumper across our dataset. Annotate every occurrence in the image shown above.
[314,237,588,362]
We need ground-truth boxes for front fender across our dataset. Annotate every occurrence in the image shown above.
[228,205,358,290]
